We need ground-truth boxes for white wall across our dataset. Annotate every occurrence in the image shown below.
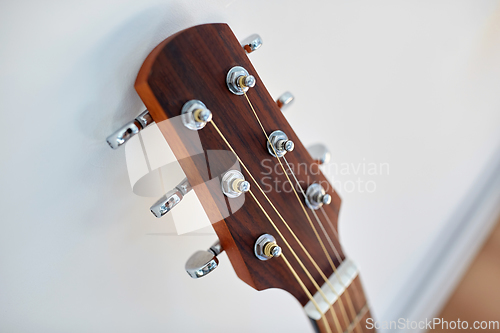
[1,1,500,332]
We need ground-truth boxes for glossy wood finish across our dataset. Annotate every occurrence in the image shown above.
[135,23,351,310]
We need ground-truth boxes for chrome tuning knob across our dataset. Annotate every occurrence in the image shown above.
[106,110,154,149]
[267,130,294,157]
[240,34,263,54]
[150,178,192,218]
[305,183,331,210]
[276,92,294,111]
[307,143,331,165]
[185,241,223,279]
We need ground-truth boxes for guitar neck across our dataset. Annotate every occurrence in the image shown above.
[306,259,374,333]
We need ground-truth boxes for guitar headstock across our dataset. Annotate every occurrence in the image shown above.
[109,23,344,308]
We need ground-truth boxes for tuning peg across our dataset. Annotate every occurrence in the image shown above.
[185,241,223,278]
[106,110,154,149]
[150,178,191,218]
[307,143,331,165]
[181,100,212,131]
[221,170,250,198]
[227,66,256,95]
[276,92,295,111]
[254,234,282,261]
[305,183,331,210]
[240,34,263,54]
[267,130,294,157]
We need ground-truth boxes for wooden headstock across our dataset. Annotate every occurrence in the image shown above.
[134,23,344,307]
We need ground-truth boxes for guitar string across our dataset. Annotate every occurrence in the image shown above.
[319,206,373,319]
[319,206,340,243]
[235,94,353,332]
[250,189,333,333]
[242,90,361,326]
[212,117,372,333]
[342,284,369,333]
[281,253,333,333]
[209,120,340,333]
[281,155,364,333]
[247,189,341,332]
[242,92,360,332]
[344,304,369,333]
[280,156,362,333]
[212,113,368,332]
[242,92,342,267]
[210,120,339,331]
[282,155,341,260]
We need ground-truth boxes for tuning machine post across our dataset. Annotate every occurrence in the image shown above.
[181,100,212,131]
[267,130,295,157]
[226,66,256,95]
[106,110,154,149]
[221,170,250,198]
[185,240,223,278]
[305,183,332,210]
[254,234,282,261]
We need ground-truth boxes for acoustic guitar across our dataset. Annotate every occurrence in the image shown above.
[107,23,375,333]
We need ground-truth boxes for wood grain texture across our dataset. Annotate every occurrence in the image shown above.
[135,23,348,308]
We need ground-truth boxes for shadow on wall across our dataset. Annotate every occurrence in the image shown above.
[61,4,200,219]
[76,4,197,144]
[66,2,232,225]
